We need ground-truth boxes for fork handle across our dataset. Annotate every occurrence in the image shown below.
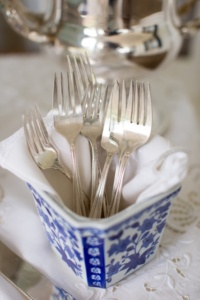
[53,158,72,180]
[0,272,33,300]
[108,152,130,216]
[89,152,114,219]
[70,143,87,217]
[90,142,101,203]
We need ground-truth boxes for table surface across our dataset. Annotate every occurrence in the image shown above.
[0,33,200,300]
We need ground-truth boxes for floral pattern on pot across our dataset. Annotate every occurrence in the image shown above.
[104,193,178,285]
[27,183,181,288]
[27,183,84,278]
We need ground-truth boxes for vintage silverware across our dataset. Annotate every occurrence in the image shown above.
[0,272,34,300]
[66,54,105,206]
[81,83,108,205]
[67,53,96,102]
[1,1,200,78]
[53,71,87,217]
[89,81,124,218]
[108,81,152,216]
[23,104,71,180]
[0,240,53,300]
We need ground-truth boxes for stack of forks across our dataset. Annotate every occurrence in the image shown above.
[23,54,152,219]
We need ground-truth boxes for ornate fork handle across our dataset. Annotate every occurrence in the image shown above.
[89,152,114,219]
[108,151,130,216]
[70,143,87,217]
[90,140,101,204]
[81,83,107,207]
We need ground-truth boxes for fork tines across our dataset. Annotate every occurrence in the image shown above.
[53,70,82,121]
[66,52,96,102]
[23,105,45,157]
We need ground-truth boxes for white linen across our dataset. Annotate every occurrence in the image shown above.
[0,110,187,211]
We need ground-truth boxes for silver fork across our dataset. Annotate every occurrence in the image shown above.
[108,81,152,216]
[89,81,125,219]
[23,104,71,180]
[81,83,108,205]
[67,52,96,102]
[67,54,104,208]
[53,71,87,217]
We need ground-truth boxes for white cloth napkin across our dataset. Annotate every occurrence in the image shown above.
[0,111,188,212]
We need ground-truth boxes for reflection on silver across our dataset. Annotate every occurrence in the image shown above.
[0,241,52,300]
[0,0,199,77]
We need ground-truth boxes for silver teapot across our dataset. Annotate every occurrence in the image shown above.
[0,0,200,79]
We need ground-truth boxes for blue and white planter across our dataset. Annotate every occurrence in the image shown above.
[27,183,181,289]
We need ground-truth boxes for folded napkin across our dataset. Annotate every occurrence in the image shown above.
[0,111,189,300]
[0,111,188,212]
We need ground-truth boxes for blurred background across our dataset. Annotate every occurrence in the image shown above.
[0,0,200,119]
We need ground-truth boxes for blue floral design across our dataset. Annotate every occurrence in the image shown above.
[139,218,155,231]
[156,220,167,233]
[105,189,181,284]
[108,236,131,256]
[27,184,83,278]
[142,233,154,248]
[107,259,121,278]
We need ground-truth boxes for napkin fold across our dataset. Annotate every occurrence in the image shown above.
[0,111,188,213]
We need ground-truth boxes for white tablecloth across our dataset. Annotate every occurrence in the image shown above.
[0,52,200,300]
